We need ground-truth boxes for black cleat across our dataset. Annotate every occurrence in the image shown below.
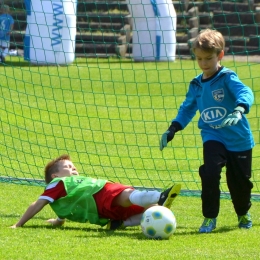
[158,184,181,209]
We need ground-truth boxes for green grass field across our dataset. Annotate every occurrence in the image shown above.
[1,183,260,259]
[0,57,260,259]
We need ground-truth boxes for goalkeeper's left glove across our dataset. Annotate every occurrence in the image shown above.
[221,106,245,127]
[159,121,182,151]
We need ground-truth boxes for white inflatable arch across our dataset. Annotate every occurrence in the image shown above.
[127,0,177,61]
[24,0,77,65]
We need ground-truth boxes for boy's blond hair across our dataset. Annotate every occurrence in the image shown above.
[44,154,71,184]
[192,29,225,55]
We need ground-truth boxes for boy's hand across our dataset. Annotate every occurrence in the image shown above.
[10,224,19,228]
[9,199,49,228]
[160,126,176,151]
[221,106,245,127]
[47,218,65,226]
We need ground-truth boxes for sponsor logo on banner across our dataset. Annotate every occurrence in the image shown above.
[52,3,63,47]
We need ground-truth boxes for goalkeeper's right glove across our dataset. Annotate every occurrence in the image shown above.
[220,106,245,127]
[159,122,182,151]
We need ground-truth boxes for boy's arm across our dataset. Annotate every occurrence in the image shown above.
[10,199,49,228]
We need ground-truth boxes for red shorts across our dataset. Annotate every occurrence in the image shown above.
[93,182,145,220]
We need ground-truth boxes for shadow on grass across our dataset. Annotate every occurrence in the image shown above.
[19,225,104,231]
[12,224,144,238]
[7,219,259,239]
[0,213,48,220]
[173,224,259,235]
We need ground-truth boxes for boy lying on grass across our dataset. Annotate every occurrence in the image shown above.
[11,154,181,230]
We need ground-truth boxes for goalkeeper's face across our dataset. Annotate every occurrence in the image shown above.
[53,160,79,179]
[194,48,224,79]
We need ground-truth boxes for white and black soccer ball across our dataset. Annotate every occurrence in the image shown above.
[141,205,177,239]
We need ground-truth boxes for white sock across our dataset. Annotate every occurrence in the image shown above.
[124,213,143,227]
[129,190,160,207]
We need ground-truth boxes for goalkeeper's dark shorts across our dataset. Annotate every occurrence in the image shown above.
[93,182,144,220]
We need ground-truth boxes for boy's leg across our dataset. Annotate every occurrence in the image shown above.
[95,182,181,229]
[0,40,10,63]
[107,183,182,230]
[107,213,143,230]
[2,47,9,60]
[94,183,145,221]
[0,42,9,62]
[128,184,181,208]
[198,141,227,233]
[199,141,227,218]
[114,188,161,207]
[226,149,253,216]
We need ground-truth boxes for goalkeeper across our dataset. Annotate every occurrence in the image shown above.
[160,29,254,233]
[11,154,181,230]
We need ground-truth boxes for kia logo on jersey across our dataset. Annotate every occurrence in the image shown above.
[212,89,224,102]
[201,107,227,123]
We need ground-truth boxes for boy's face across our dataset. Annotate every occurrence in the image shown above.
[52,160,79,179]
[194,48,224,79]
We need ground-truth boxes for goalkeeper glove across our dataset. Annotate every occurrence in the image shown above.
[221,106,245,127]
[159,122,182,151]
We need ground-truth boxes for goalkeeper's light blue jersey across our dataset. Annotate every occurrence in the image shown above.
[173,66,255,152]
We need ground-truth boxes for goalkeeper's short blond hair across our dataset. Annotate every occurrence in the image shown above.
[192,29,225,55]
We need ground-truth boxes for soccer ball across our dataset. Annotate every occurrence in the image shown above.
[140,205,177,239]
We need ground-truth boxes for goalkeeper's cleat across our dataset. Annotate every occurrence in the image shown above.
[158,184,181,209]
[199,218,216,233]
[238,213,252,229]
[106,220,124,230]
